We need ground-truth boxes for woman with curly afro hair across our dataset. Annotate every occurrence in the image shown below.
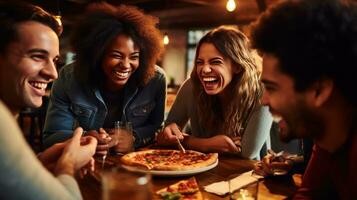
[43,2,166,155]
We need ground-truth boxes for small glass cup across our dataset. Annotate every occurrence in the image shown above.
[102,167,152,200]
[228,174,258,200]
[113,121,135,154]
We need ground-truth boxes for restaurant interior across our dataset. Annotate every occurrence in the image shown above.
[16,0,304,199]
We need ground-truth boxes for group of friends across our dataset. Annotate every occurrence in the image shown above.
[0,0,355,199]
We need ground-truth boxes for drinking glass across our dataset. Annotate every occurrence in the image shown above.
[228,174,258,200]
[113,121,135,153]
[102,167,152,200]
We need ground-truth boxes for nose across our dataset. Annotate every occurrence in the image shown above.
[41,59,58,80]
[201,64,212,74]
[120,58,131,69]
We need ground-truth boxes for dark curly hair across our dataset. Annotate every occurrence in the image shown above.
[71,2,163,87]
[250,0,357,106]
[0,1,61,53]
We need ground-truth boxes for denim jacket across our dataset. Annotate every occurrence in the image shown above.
[43,63,167,149]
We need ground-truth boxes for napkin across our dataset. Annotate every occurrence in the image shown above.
[203,170,263,196]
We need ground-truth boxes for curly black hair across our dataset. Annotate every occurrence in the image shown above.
[71,2,163,87]
[0,1,61,53]
[250,0,357,106]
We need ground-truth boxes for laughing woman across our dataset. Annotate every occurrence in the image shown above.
[43,3,166,153]
[157,26,272,159]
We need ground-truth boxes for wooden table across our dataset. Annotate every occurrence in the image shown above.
[77,154,300,200]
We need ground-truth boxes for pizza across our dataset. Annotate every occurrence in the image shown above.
[156,177,203,200]
[120,149,218,171]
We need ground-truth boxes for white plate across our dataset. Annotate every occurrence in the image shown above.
[121,159,218,177]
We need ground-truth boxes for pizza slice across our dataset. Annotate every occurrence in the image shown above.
[156,177,203,200]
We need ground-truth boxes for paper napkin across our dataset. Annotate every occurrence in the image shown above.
[203,170,263,196]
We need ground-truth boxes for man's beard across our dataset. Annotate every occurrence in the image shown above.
[280,102,324,143]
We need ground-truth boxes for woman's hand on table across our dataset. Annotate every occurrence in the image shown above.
[86,128,112,156]
[156,123,187,146]
[195,135,240,153]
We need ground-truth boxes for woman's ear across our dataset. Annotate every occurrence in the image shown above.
[233,64,243,74]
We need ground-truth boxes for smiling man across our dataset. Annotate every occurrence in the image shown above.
[0,2,97,199]
[250,0,357,199]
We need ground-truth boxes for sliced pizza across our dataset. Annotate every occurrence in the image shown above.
[120,149,218,171]
[156,177,203,200]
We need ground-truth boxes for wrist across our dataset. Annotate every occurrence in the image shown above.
[54,156,75,176]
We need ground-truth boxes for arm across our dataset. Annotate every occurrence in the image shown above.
[156,79,192,146]
[0,102,83,200]
[133,70,167,148]
[43,68,77,148]
[240,106,272,159]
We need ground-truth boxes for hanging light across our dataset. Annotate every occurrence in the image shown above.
[55,0,62,27]
[163,33,170,45]
[226,0,236,12]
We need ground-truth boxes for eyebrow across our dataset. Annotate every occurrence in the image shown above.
[261,79,278,87]
[28,49,49,55]
[111,50,140,54]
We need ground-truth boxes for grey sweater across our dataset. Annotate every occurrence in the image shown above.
[166,79,272,159]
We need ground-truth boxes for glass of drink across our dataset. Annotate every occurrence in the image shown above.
[102,167,152,200]
[113,121,135,154]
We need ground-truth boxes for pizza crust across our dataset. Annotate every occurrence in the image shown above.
[121,149,218,171]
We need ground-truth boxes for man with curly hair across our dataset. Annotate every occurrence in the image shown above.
[250,0,357,199]
[43,3,166,155]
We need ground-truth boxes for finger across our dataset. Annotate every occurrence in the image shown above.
[97,144,109,151]
[72,127,84,143]
[225,137,239,152]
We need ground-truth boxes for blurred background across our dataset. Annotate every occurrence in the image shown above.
[24,0,279,87]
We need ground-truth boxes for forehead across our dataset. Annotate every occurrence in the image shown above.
[108,34,139,50]
[261,53,295,87]
[198,43,223,58]
[12,21,59,53]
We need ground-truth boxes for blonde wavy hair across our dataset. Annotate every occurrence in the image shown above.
[191,26,262,137]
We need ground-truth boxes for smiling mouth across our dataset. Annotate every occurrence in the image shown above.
[29,81,47,90]
[202,76,219,88]
[114,70,130,79]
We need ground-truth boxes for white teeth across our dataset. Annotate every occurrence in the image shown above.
[202,77,217,82]
[29,82,47,90]
[114,71,130,78]
[272,115,282,123]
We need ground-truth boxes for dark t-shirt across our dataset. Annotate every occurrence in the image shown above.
[294,132,357,199]
[100,88,125,129]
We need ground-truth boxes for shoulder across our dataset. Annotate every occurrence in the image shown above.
[153,65,167,80]
[178,78,194,94]
[57,63,76,82]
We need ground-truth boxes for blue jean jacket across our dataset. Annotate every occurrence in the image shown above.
[43,63,167,149]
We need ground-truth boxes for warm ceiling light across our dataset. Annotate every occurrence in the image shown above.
[163,33,169,45]
[226,0,236,12]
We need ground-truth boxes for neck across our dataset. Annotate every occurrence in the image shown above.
[316,98,353,153]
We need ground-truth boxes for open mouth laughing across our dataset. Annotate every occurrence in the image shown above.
[201,76,220,90]
[113,69,131,80]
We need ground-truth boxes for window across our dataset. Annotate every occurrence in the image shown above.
[186,29,211,78]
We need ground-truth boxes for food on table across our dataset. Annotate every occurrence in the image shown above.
[121,149,218,171]
[156,177,203,200]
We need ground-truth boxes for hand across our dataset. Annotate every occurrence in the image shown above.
[204,135,240,153]
[38,142,67,173]
[156,123,187,146]
[86,129,112,156]
[78,157,95,178]
[254,153,293,177]
[54,127,97,176]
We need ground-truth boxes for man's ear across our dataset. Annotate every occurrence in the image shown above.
[309,78,334,107]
